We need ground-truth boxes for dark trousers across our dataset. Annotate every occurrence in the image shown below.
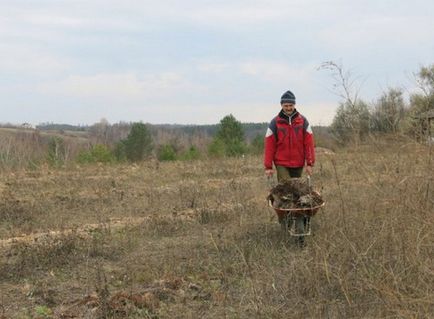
[276,166,303,182]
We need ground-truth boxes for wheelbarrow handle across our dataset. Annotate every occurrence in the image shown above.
[267,175,276,189]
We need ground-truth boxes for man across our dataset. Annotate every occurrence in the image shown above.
[264,90,315,180]
[264,90,315,245]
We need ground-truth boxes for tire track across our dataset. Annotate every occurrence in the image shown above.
[0,208,198,249]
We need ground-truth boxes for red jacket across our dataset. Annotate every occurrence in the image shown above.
[264,110,315,169]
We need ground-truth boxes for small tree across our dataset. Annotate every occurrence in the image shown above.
[119,123,153,162]
[211,114,247,157]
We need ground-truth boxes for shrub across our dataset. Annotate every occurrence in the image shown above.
[403,64,434,139]
[158,144,177,161]
[77,144,114,164]
[371,88,406,133]
[331,100,371,144]
[179,146,201,161]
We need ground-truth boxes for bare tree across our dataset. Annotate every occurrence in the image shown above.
[319,61,371,144]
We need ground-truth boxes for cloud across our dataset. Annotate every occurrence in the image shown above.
[1,0,433,126]
[35,72,197,101]
[179,6,285,25]
[197,62,230,74]
[197,58,320,84]
[0,43,71,74]
[0,0,346,33]
[319,15,434,51]
[301,101,337,126]
[238,60,302,79]
[237,60,324,93]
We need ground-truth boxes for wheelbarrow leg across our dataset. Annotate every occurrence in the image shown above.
[295,216,306,247]
[279,214,293,239]
[279,214,288,238]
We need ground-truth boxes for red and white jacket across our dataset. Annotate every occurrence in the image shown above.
[264,110,315,169]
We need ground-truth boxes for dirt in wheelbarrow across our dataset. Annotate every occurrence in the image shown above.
[268,178,324,209]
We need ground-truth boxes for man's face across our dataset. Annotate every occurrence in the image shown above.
[281,103,295,114]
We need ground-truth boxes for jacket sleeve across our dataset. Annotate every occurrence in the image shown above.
[303,118,315,166]
[264,118,277,169]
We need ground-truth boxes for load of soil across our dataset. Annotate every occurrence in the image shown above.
[268,178,324,209]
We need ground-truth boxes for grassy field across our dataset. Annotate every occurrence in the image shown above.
[0,138,433,318]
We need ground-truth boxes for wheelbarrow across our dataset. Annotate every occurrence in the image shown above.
[268,191,325,237]
[267,174,325,247]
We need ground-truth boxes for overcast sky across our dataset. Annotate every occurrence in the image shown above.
[1,0,433,126]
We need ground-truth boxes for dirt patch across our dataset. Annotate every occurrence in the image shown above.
[0,215,187,249]
[0,203,244,248]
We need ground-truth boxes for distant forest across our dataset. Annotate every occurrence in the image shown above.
[34,122,271,141]
[0,121,330,147]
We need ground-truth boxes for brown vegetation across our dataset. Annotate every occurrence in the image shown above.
[0,136,433,318]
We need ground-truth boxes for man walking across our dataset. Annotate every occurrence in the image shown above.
[264,90,315,245]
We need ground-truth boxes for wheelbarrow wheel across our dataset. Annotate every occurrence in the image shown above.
[297,236,306,248]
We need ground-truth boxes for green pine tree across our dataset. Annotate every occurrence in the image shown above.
[211,114,247,157]
[118,123,153,162]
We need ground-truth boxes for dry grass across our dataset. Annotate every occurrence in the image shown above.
[0,138,433,318]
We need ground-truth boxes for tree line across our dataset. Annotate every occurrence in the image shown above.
[72,115,264,164]
[0,114,266,170]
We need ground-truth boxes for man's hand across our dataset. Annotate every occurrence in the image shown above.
[305,165,313,176]
[265,169,274,177]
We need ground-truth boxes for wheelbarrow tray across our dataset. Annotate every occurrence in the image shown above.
[268,191,325,218]
[269,200,325,217]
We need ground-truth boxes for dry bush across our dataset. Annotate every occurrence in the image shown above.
[0,130,45,170]
[0,128,91,171]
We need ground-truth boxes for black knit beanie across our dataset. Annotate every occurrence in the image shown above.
[280,90,296,105]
